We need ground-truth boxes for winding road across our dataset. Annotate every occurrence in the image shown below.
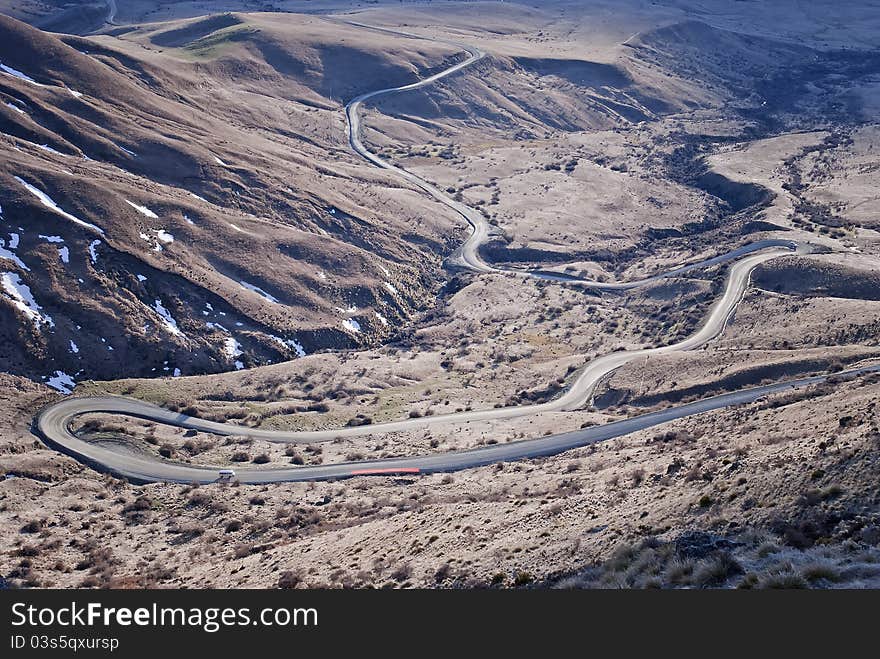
[32,21,873,484]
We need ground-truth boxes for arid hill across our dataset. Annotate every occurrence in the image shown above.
[0,11,466,390]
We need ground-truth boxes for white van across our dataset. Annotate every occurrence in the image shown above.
[217,469,236,482]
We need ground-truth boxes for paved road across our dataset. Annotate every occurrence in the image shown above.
[105,0,117,25]
[32,21,863,484]
[343,22,496,273]
[35,364,880,484]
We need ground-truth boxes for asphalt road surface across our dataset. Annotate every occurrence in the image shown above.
[35,364,880,484]
[33,21,865,484]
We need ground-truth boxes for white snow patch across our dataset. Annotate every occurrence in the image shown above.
[8,233,19,249]
[213,156,228,166]
[229,223,245,233]
[136,274,147,282]
[239,280,278,304]
[0,245,28,270]
[68,88,83,99]
[317,270,327,280]
[58,246,69,263]
[183,214,195,225]
[375,311,389,326]
[4,101,25,115]
[152,299,181,336]
[46,371,75,394]
[38,144,63,156]
[69,340,79,354]
[378,264,391,277]
[156,229,174,243]
[39,235,64,243]
[206,322,229,333]
[384,282,399,295]
[125,199,158,218]
[223,337,242,360]
[0,62,37,84]
[173,368,181,377]
[188,192,206,202]
[342,318,361,333]
[268,335,306,357]
[15,177,104,234]
[1,272,53,327]
[234,360,244,370]
[88,239,100,264]
[116,144,137,157]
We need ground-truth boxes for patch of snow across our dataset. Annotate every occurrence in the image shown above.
[378,264,391,277]
[213,156,228,166]
[268,335,306,357]
[15,177,104,235]
[4,101,25,115]
[205,303,214,311]
[206,322,228,333]
[68,88,83,99]
[342,318,361,334]
[136,274,147,282]
[116,144,137,157]
[173,368,181,377]
[223,337,243,360]
[188,192,207,202]
[156,229,173,243]
[0,237,28,271]
[125,199,158,218]
[384,282,399,295]
[229,223,244,233]
[69,340,79,354]
[39,235,64,243]
[58,246,69,263]
[0,62,38,84]
[183,214,195,225]
[0,244,28,271]
[289,338,306,357]
[234,360,244,370]
[375,311,389,326]
[239,280,278,304]
[152,299,181,336]
[38,144,63,156]
[1,272,53,327]
[46,371,75,394]
[317,270,327,280]
[88,240,100,264]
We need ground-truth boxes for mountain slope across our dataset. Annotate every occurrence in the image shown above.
[0,12,464,390]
